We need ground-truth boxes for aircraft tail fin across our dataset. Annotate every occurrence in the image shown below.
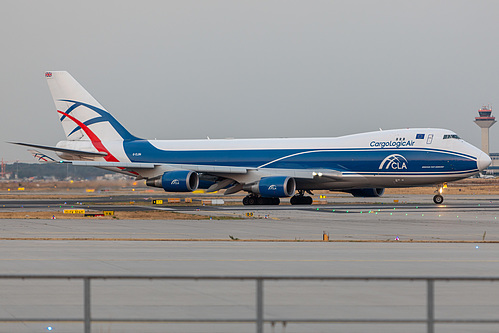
[44,71,140,142]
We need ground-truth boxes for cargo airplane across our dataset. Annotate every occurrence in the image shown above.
[11,71,491,205]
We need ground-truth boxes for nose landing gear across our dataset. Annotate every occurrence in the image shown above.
[432,184,446,204]
[433,194,444,204]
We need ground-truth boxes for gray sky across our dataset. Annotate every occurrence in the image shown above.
[1,1,499,161]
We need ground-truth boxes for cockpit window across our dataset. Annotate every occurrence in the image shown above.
[443,134,461,140]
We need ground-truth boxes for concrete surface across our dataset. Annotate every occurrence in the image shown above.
[1,195,499,332]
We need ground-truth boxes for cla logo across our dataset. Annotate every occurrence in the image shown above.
[171,179,180,185]
[268,185,277,191]
[379,154,408,170]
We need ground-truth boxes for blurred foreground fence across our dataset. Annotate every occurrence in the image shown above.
[1,275,499,333]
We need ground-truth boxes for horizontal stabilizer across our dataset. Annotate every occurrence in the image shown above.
[9,142,107,157]
[28,149,56,163]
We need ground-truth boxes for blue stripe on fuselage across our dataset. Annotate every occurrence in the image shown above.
[123,140,478,175]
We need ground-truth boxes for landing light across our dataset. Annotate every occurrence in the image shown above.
[312,172,323,177]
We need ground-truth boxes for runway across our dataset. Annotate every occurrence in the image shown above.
[1,194,499,332]
[2,194,499,242]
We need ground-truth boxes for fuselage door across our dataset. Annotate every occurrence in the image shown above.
[426,134,434,144]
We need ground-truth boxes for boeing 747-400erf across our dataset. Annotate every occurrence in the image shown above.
[12,71,491,205]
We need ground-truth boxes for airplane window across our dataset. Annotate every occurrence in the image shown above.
[443,134,461,140]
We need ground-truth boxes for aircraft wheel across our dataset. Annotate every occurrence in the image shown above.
[243,196,257,205]
[259,197,280,205]
[248,196,257,205]
[243,195,279,205]
[290,195,313,205]
[433,194,444,204]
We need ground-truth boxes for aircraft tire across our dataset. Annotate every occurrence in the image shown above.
[243,196,281,205]
[290,195,313,205]
[259,197,281,205]
[433,194,444,204]
[242,195,257,205]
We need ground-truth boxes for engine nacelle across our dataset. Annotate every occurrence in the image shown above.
[146,170,199,192]
[245,176,296,197]
[346,188,385,197]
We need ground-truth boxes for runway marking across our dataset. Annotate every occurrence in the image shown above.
[0,258,499,263]
[147,207,174,211]
[0,237,497,243]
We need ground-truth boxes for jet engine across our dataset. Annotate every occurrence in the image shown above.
[146,170,199,192]
[244,176,296,197]
[346,188,385,197]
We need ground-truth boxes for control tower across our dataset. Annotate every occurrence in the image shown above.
[474,105,496,155]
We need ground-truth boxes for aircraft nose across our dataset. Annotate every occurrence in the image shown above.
[477,151,492,171]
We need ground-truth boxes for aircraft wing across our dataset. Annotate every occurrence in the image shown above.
[69,161,249,173]
[65,160,344,186]
[34,156,344,194]
[67,161,341,180]
[70,161,156,169]
[10,142,344,182]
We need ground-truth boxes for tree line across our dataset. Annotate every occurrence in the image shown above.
[4,163,113,180]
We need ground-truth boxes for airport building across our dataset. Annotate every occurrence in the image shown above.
[489,153,499,175]
[475,105,499,175]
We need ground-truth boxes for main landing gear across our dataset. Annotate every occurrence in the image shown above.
[290,190,313,205]
[242,190,314,206]
[242,195,280,206]
[432,184,445,204]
